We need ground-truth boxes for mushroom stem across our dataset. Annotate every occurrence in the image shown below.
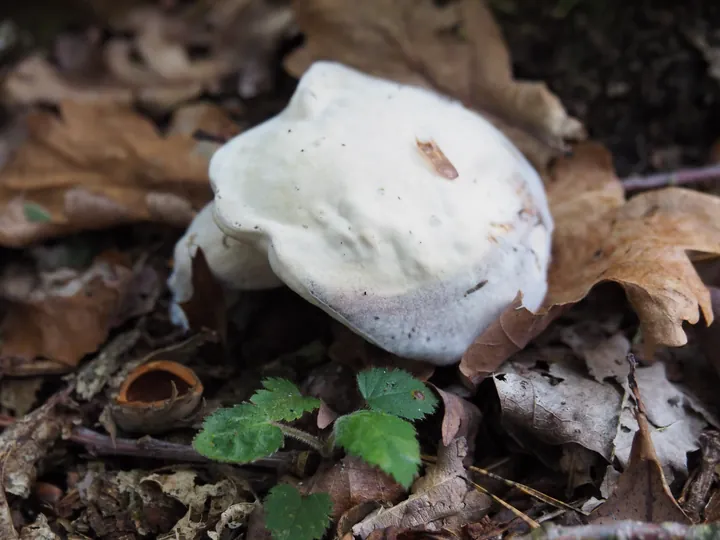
[272,422,329,457]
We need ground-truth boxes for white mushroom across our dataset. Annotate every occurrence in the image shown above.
[202,61,552,365]
[167,202,281,328]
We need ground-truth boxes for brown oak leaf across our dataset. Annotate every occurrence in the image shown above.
[0,252,134,374]
[461,143,720,384]
[286,0,585,169]
[591,362,690,524]
[0,101,216,248]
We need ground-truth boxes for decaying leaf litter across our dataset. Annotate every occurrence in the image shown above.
[1,0,720,538]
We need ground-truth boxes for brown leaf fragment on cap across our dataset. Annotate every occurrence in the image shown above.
[416,139,458,179]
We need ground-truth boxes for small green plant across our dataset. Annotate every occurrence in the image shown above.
[264,484,332,540]
[194,367,438,540]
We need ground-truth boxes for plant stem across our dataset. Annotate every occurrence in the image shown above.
[273,423,328,456]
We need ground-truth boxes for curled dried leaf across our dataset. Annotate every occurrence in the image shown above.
[0,101,214,247]
[304,456,406,521]
[591,362,690,524]
[461,143,720,384]
[0,253,135,374]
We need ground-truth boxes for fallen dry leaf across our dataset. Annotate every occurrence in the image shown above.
[167,102,243,139]
[0,253,136,374]
[493,349,623,463]
[287,0,585,169]
[431,385,481,448]
[559,321,630,383]
[2,55,134,108]
[0,389,76,499]
[305,456,406,521]
[611,362,709,480]
[179,247,228,343]
[0,377,43,417]
[461,143,720,384]
[366,527,433,540]
[316,400,339,429]
[352,438,490,539]
[591,362,690,524]
[74,330,142,401]
[18,514,57,540]
[460,293,560,383]
[681,431,720,522]
[78,468,187,537]
[4,3,294,110]
[336,501,382,539]
[494,348,709,483]
[0,471,18,540]
[140,469,246,540]
[0,101,215,248]
[208,502,256,540]
[206,0,296,98]
[706,489,720,522]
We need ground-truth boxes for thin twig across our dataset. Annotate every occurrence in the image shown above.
[0,415,295,470]
[422,454,587,516]
[469,480,540,530]
[621,163,720,191]
[518,521,718,540]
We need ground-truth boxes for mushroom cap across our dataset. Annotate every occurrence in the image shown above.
[210,62,553,365]
[167,202,281,327]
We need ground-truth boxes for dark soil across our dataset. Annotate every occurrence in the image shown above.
[495,0,720,176]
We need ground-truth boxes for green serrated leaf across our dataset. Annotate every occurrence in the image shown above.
[334,410,420,487]
[264,484,331,540]
[250,378,321,422]
[22,202,53,223]
[357,368,438,420]
[193,404,283,463]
